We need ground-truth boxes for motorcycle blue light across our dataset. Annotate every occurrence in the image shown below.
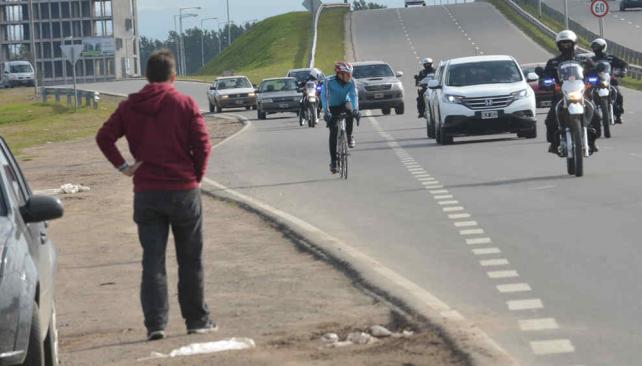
[588,77,598,84]
[544,79,554,86]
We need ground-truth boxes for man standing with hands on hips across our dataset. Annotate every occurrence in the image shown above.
[96,49,215,341]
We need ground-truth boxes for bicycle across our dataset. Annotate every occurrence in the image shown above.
[335,111,360,180]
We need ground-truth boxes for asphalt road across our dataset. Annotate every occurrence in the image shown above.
[78,3,642,365]
[541,0,642,53]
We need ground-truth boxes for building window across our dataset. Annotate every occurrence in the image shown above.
[6,5,23,22]
[52,22,61,38]
[94,19,113,36]
[83,20,91,36]
[54,61,63,77]
[53,41,61,58]
[51,3,60,19]
[7,24,24,41]
[62,21,71,37]
[39,3,50,19]
[61,2,70,18]
[73,21,81,37]
[81,1,91,17]
[71,2,80,18]
[43,42,51,58]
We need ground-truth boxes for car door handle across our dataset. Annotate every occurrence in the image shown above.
[40,232,47,244]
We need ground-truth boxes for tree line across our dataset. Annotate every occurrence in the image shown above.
[139,22,255,76]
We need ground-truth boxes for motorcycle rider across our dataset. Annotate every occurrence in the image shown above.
[414,58,435,118]
[321,61,359,174]
[299,71,319,120]
[542,30,598,155]
[590,38,627,124]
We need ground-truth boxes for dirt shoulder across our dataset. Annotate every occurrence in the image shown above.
[20,115,465,365]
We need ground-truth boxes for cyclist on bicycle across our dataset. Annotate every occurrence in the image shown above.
[321,61,360,174]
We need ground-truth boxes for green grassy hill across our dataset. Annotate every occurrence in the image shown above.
[197,8,348,84]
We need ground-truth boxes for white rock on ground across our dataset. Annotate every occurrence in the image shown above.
[347,332,374,345]
[321,333,339,344]
[369,325,392,338]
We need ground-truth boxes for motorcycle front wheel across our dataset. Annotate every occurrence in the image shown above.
[602,99,612,138]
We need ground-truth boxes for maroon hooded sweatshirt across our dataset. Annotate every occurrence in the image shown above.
[96,82,211,192]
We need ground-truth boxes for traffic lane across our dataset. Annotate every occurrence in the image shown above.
[365,3,642,364]
[445,3,551,63]
[352,7,562,365]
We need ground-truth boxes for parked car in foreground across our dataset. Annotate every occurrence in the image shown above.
[426,55,537,144]
[352,61,405,115]
[256,77,302,120]
[1,61,35,88]
[620,0,642,11]
[0,136,63,366]
[521,62,553,107]
[207,76,256,113]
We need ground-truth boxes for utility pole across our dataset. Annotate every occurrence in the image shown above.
[27,0,38,95]
[179,7,201,76]
[564,0,569,29]
[226,0,231,47]
[200,17,218,68]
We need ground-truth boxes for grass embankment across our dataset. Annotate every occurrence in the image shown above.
[485,0,642,91]
[315,7,349,74]
[197,12,313,84]
[0,88,118,157]
[196,7,348,84]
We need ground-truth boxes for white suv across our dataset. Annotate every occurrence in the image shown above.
[426,55,537,144]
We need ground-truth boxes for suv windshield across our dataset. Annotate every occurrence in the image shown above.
[10,64,32,73]
[446,60,523,87]
[259,79,298,93]
[353,64,394,79]
[215,78,251,90]
[289,70,312,83]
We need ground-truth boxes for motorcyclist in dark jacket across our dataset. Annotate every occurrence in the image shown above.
[414,58,435,118]
[590,38,627,124]
[542,30,598,154]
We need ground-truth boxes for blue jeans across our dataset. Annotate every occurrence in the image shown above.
[133,189,210,331]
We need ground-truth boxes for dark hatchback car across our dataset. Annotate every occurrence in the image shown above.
[0,137,63,366]
[621,0,642,11]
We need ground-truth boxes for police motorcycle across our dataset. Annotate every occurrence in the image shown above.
[299,80,321,127]
[544,61,595,177]
[586,60,618,138]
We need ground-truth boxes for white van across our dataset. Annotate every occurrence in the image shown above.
[1,61,35,88]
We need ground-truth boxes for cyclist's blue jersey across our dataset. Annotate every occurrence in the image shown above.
[321,76,359,115]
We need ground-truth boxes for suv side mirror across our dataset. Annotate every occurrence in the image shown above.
[209,86,216,91]
[534,66,544,77]
[428,79,440,89]
[20,195,64,223]
[526,72,539,82]
[396,71,404,78]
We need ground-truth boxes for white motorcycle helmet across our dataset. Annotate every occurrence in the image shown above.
[421,58,433,66]
[591,38,608,53]
[555,30,578,51]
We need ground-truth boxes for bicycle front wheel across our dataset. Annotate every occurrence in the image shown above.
[339,133,348,179]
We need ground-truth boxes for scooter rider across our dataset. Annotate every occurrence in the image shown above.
[542,30,598,155]
[590,38,627,124]
[414,58,435,118]
[321,61,359,174]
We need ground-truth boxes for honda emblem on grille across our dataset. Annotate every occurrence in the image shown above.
[484,99,493,106]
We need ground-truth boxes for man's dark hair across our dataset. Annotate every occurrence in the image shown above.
[146,49,176,83]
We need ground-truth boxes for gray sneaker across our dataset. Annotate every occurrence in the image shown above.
[187,320,218,335]
[147,330,165,341]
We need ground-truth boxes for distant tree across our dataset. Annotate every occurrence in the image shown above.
[352,0,387,10]
[139,21,257,76]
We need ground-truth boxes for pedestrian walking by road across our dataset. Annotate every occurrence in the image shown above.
[96,49,215,341]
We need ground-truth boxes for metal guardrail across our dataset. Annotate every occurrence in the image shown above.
[41,87,101,109]
[308,3,351,68]
[500,0,642,80]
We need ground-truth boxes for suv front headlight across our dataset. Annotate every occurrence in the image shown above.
[511,88,530,100]
[444,94,464,104]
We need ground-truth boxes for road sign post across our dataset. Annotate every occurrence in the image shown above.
[591,0,609,37]
[60,43,83,111]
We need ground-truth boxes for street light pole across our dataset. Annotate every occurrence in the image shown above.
[173,15,182,75]
[217,21,232,55]
[200,17,218,69]
[27,0,38,95]
[179,7,201,76]
[564,0,569,29]
[226,0,231,47]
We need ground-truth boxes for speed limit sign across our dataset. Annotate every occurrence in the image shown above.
[591,0,609,17]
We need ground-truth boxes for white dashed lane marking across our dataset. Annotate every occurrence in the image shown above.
[479,258,509,267]
[507,299,543,311]
[530,339,575,355]
[454,220,477,227]
[497,283,532,293]
[466,237,492,245]
[487,270,519,279]
[472,248,502,255]
[519,318,559,331]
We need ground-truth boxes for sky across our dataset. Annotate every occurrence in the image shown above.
[137,0,412,40]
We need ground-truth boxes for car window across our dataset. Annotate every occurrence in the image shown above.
[436,65,446,84]
[446,60,523,87]
[9,64,32,73]
[0,141,29,206]
[353,64,394,79]
[259,79,298,93]
[289,70,312,83]
[0,150,20,214]
[215,78,251,90]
